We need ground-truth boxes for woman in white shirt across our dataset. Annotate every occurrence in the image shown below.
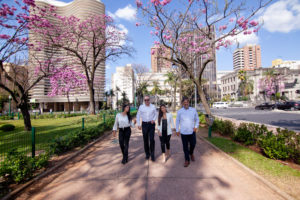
[157,104,175,162]
[113,104,136,164]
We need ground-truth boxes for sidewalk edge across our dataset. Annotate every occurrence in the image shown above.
[199,136,295,200]
[2,131,112,200]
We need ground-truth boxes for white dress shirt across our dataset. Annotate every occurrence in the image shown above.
[176,107,199,135]
[136,104,157,125]
[113,113,135,131]
[157,112,175,135]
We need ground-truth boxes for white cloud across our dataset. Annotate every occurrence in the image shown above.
[106,65,111,70]
[260,0,300,33]
[117,24,129,35]
[110,4,136,22]
[230,31,259,46]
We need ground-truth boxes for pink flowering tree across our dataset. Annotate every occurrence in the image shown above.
[259,69,285,101]
[0,1,78,130]
[136,0,272,117]
[30,7,133,114]
[49,66,86,114]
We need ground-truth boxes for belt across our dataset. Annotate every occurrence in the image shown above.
[142,121,152,124]
[119,126,130,129]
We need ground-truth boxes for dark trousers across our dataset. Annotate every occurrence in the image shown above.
[119,127,131,160]
[142,122,155,157]
[159,129,171,153]
[181,132,196,161]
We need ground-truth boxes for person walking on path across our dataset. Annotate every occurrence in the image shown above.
[157,104,175,163]
[176,97,199,167]
[137,96,157,161]
[113,104,136,164]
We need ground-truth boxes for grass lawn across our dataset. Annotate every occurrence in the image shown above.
[0,115,107,160]
[206,137,300,199]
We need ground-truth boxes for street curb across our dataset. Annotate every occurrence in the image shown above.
[2,130,112,200]
[199,136,295,200]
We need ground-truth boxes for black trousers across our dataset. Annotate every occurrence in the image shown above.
[181,132,196,161]
[119,127,131,160]
[159,129,171,153]
[142,122,155,157]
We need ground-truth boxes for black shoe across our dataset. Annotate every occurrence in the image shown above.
[125,157,128,163]
[145,155,150,160]
[151,155,155,161]
[122,158,126,164]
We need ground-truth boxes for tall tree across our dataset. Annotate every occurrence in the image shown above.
[136,0,272,118]
[31,7,133,114]
[164,71,179,111]
[0,1,70,130]
[150,80,162,106]
[237,70,253,99]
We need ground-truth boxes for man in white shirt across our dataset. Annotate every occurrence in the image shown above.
[176,97,199,167]
[137,96,157,161]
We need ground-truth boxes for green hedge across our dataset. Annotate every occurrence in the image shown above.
[211,118,300,164]
[0,124,15,132]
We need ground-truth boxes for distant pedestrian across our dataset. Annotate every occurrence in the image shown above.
[113,104,136,164]
[136,96,157,161]
[157,104,175,163]
[176,97,199,167]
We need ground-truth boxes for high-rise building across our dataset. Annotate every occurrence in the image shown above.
[233,45,261,71]
[111,64,134,109]
[29,0,105,112]
[151,45,172,73]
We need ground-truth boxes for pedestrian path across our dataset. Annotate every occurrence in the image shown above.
[27,127,284,200]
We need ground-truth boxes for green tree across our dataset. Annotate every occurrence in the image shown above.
[164,72,179,111]
[150,81,162,106]
[238,70,253,99]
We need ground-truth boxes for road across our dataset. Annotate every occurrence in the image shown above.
[205,108,300,132]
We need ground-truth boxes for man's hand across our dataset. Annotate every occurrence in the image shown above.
[133,119,137,124]
[176,132,180,136]
[193,128,198,133]
[138,126,141,130]
[151,120,155,124]
[113,131,116,137]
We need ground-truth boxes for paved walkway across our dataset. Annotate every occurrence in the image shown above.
[27,127,284,200]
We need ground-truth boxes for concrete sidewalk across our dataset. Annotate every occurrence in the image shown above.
[26,127,285,200]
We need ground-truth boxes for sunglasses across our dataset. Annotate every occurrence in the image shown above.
[144,99,150,101]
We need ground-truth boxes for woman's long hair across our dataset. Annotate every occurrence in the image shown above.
[122,104,132,122]
[158,104,167,126]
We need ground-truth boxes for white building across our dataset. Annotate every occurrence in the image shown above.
[217,70,233,100]
[220,67,300,103]
[272,60,300,70]
[111,64,134,109]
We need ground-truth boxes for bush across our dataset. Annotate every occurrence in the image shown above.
[0,124,15,132]
[198,114,206,125]
[50,118,114,155]
[233,123,255,145]
[258,134,292,160]
[0,149,49,183]
[212,119,235,136]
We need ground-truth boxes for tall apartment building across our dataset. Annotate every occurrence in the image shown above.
[29,0,105,112]
[111,64,134,109]
[233,45,261,71]
[151,45,172,73]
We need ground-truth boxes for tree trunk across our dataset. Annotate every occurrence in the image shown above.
[197,84,211,116]
[20,102,32,131]
[173,84,177,112]
[88,84,96,114]
[67,92,71,114]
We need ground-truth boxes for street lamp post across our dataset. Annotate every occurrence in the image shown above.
[9,95,12,117]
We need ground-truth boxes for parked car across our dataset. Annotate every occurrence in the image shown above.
[276,101,300,110]
[212,102,229,109]
[255,102,274,110]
